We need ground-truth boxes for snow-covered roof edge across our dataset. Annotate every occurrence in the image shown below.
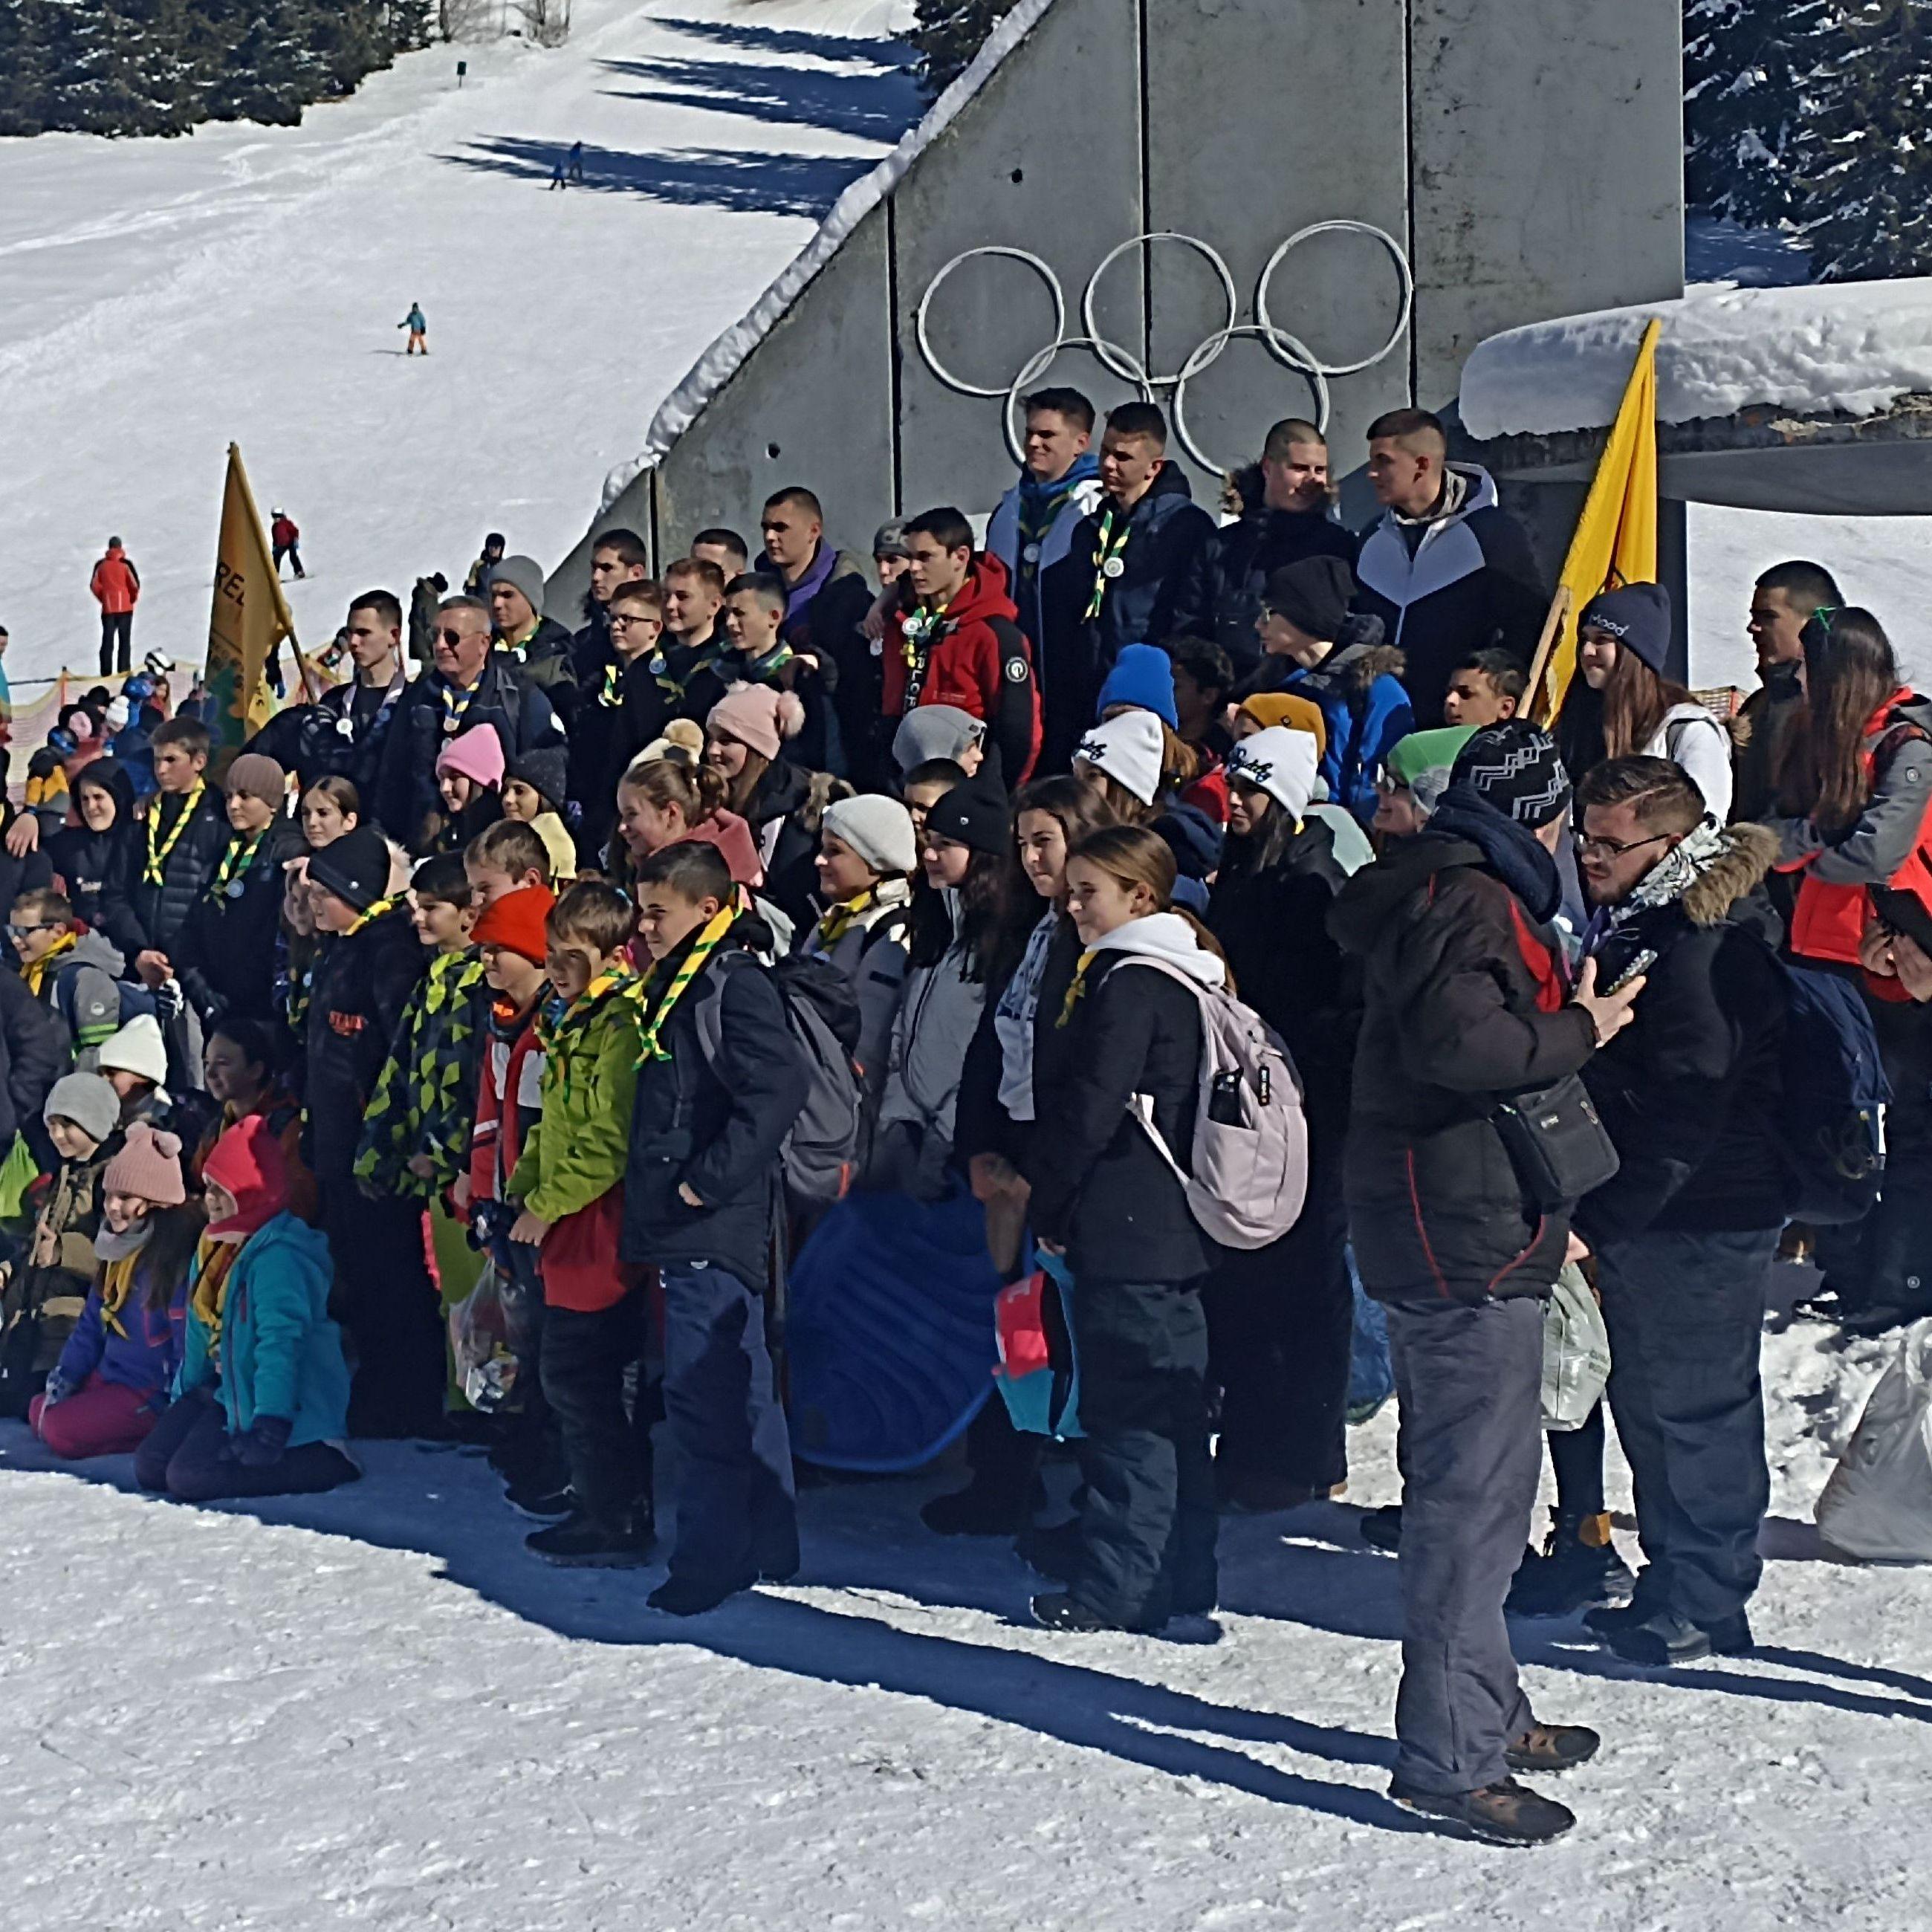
[1460,277,1932,442]
[599,0,1059,511]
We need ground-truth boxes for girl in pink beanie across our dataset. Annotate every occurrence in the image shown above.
[429,725,505,855]
[30,1123,204,1462]
[706,684,823,927]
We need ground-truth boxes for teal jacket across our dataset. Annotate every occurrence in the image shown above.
[178,1214,350,1445]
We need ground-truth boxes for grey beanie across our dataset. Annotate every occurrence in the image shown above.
[487,554,547,620]
[45,1071,120,1148]
[873,519,912,561]
[892,704,985,776]
[822,794,918,877]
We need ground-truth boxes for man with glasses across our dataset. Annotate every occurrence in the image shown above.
[1569,754,1788,1668]
[375,595,560,849]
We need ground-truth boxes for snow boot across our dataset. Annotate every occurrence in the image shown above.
[1358,1503,1402,1553]
[525,1510,653,1567]
[1838,1297,1932,1340]
[648,1572,756,1617]
[1505,1511,1636,1618]
[1601,1607,1752,1667]
[1503,1723,1601,1775]
[1030,1592,1158,1634]
[1016,1517,1083,1583]
[505,1476,574,1520]
[1391,1777,1575,1847]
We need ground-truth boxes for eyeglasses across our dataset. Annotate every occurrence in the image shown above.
[432,626,475,647]
[5,924,60,940]
[609,612,659,630]
[1575,830,1673,862]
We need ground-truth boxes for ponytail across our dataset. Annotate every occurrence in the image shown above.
[620,756,727,826]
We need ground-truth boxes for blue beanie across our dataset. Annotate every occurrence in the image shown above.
[1579,581,1673,676]
[1095,643,1179,730]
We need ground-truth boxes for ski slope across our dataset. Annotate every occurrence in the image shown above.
[2,1271,1931,1930]
[0,0,920,687]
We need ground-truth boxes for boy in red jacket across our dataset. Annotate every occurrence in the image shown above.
[882,508,1041,786]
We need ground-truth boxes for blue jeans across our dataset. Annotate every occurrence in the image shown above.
[660,1265,797,1589]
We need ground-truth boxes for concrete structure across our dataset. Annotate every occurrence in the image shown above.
[553,0,1685,596]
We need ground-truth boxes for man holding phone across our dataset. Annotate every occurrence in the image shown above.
[1569,755,1790,1668]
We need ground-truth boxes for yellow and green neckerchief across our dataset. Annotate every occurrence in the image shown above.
[143,779,206,884]
[207,829,266,901]
[22,927,77,998]
[635,907,736,1063]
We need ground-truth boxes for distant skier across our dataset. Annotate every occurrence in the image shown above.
[399,302,428,354]
[271,508,306,580]
[548,158,567,191]
[89,535,140,675]
[569,139,584,182]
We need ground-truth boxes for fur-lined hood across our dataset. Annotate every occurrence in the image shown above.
[1682,822,1779,927]
[1323,627,1406,698]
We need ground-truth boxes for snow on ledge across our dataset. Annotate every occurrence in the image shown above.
[1459,279,1932,442]
[600,0,1057,510]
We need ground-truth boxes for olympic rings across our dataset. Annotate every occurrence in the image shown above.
[915,220,1413,473]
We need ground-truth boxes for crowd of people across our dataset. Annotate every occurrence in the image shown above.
[1,392,1923,1850]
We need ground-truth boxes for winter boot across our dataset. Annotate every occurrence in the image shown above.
[648,1572,757,1617]
[1503,1723,1601,1775]
[1505,1511,1636,1618]
[1030,1592,1150,1634]
[525,1510,653,1567]
[505,1476,574,1520]
[1390,1777,1575,1847]
[1358,1503,1402,1553]
[1601,1607,1752,1667]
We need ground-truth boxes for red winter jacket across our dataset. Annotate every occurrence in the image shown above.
[90,546,140,615]
[271,516,299,549]
[881,552,1041,784]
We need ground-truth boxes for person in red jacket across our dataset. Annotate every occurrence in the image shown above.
[882,508,1040,787]
[270,509,305,580]
[89,537,140,676]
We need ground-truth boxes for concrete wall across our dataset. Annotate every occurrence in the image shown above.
[554,0,1683,597]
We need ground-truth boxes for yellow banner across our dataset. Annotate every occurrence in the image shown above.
[205,442,296,763]
[1529,317,1662,724]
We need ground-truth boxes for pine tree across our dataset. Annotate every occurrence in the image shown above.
[1683,0,1833,224]
[907,0,1011,102]
[1798,0,1932,279]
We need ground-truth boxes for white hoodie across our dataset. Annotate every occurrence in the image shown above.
[1088,912,1227,988]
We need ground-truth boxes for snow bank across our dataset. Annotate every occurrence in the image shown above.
[601,0,1058,507]
[1461,278,1932,440]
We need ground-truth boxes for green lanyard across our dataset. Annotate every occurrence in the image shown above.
[1084,509,1130,620]
[207,831,265,901]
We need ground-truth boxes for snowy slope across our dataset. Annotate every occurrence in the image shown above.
[0,0,920,687]
[2,1275,1930,1929]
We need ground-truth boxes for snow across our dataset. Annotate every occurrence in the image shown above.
[0,0,922,690]
[1461,277,1932,442]
[607,0,1058,506]
[3,1269,1931,1928]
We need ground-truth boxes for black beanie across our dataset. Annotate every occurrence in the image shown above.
[1579,581,1673,675]
[1450,720,1572,828]
[1263,554,1357,640]
[923,777,1011,857]
[308,825,392,912]
[508,743,568,809]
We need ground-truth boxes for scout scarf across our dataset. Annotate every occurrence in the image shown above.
[207,829,266,901]
[22,927,77,997]
[635,908,735,1063]
[143,780,205,884]
[1083,507,1132,620]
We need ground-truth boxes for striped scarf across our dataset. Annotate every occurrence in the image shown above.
[188,1236,241,1361]
[537,968,640,1103]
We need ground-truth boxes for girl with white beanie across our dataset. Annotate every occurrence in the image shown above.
[1205,726,1358,1513]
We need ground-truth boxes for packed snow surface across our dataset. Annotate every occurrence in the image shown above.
[1460,277,1932,441]
[0,0,920,688]
[3,1274,1931,1929]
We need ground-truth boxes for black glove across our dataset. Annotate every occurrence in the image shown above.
[228,1414,293,1468]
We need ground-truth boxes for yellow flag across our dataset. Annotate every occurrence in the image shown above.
[1529,317,1662,724]
[205,442,296,764]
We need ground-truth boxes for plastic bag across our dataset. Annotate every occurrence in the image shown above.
[993,1248,1081,1440]
[1817,1323,1932,1563]
[448,1260,531,1413]
[1540,1262,1610,1432]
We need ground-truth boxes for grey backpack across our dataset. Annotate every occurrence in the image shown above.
[1112,957,1310,1251]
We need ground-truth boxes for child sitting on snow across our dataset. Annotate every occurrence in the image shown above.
[135,1115,357,1502]
[30,1123,203,1460]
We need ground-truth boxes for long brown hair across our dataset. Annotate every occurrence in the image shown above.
[1556,644,1691,775]
[619,756,727,827]
[1010,775,1115,908]
[1778,608,1903,832]
[1066,824,1234,991]
[719,747,771,818]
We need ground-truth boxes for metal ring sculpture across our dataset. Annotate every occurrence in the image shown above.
[916,221,1413,474]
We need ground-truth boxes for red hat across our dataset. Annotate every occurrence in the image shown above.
[202,1114,290,1240]
[471,882,557,965]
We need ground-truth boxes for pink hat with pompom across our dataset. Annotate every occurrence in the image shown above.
[435,725,506,789]
[708,683,805,762]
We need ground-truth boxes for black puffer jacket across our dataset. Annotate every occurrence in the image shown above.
[0,967,66,1171]
[1208,816,1356,1132]
[373,653,559,846]
[1027,924,1219,1286]
[1574,825,1789,1245]
[304,905,426,1180]
[1192,474,1358,674]
[1329,815,1596,1306]
[173,815,308,1026]
[620,926,807,1291]
[48,759,136,927]
[0,808,53,933]
[97,782,233,959]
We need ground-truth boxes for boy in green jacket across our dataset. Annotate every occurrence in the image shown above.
[508,881,649,1566]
